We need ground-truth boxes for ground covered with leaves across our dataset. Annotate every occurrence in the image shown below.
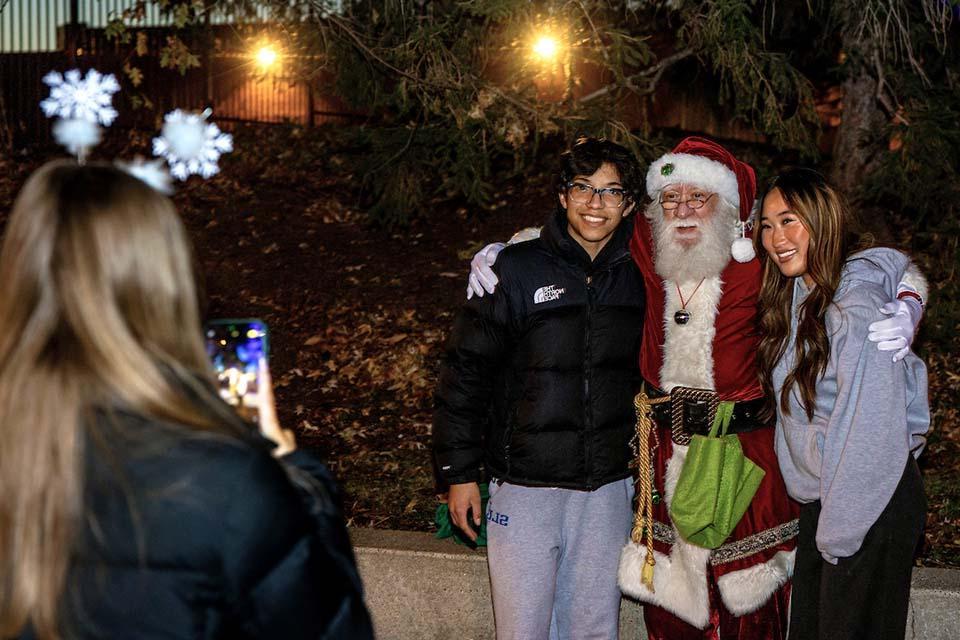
[2,125,958,567]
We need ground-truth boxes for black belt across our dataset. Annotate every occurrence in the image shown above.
[641,381,767,444]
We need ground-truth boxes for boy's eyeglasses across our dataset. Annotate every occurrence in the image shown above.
[566,182,627,208]
[659,192,716,211]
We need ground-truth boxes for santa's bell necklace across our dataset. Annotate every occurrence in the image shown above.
[674,278,706,325]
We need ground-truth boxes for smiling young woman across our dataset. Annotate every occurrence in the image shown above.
[758,187,812,286]
[754,168,929,640]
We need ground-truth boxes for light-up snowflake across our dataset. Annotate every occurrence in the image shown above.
[40,69,120,126]
[152,109,233,181]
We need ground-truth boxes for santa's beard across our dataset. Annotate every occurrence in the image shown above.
[648,201,736,282]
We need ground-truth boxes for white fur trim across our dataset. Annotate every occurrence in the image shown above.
[619,444,712,629]
[900,261,929,304]
[663,441,688,508]
[716,549,795,615]
[659,276,723,392]
[647,153,740,210]
[619,542,712,629]
[624,276,725,626]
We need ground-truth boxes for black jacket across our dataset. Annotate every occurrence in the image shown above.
[21,411,373,640]
[434,210,645,490]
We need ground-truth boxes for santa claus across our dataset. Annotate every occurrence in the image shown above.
[615,138,798,639]
[465,136,925,639]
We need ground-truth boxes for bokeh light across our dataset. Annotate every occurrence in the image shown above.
[532,35,560,62]
[255,45,278,71]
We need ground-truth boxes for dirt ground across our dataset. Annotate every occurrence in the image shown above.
[2,124,958,566]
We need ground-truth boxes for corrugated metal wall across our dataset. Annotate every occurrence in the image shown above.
[0,0,355,148]
[0,0,180,53]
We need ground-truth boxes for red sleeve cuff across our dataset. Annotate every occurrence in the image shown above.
[897,290,924,306]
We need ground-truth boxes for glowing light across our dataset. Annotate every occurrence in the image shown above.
[255,45,278,70]
[532,36,560,61]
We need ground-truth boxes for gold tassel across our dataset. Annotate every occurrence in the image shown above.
[630,390,669,594]
[642,554,656,591]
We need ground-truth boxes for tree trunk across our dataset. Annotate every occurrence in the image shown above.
[830,14,889,198]
[829,68,886,199]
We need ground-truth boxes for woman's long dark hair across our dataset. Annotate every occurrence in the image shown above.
[755,168,873,422]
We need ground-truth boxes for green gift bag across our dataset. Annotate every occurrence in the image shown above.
[435,482,488,548]
[669,401,766,549]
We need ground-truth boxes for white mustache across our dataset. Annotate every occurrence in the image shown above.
[668,220,700,230]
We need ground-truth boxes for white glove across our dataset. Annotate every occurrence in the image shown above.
[868,298,923,362]
[466,242,505,300]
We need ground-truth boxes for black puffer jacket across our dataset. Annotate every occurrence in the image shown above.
[434,210,645,490]
[19,411,373,640]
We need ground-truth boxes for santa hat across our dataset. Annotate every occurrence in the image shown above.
[646,136,757,263]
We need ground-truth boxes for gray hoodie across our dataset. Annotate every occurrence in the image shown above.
[771,247,929,564]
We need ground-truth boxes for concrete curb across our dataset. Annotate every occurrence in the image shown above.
[351,528,960,640]
[353,528,493,640]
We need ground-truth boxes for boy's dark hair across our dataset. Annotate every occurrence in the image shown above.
[555,137,643,205]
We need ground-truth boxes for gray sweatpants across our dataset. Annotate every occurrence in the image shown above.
[485,477,634,640]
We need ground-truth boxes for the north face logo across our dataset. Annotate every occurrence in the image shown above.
[533,285,566,304]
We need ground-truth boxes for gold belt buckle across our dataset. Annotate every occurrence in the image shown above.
[669,386,720,446]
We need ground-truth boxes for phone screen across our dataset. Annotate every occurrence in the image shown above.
[204,319,269,423]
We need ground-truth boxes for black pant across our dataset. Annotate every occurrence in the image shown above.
[789,457,925,640]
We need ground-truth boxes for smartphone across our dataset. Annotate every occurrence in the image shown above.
[204,318,269,423]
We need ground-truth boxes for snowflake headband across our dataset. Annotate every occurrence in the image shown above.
[41,67,233,193]
[41,69,119,163]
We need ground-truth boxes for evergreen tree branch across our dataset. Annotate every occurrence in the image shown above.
[577,0,612,66]
[579,47,694,102]
[321,11,450,89]
[872,51,908,124]
[367,120,421,174]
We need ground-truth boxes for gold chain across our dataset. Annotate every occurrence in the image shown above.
[631,390,669,592]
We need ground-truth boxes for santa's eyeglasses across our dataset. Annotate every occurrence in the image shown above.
[659,192,716,210]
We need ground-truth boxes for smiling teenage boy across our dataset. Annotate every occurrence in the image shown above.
[433,137,646,639]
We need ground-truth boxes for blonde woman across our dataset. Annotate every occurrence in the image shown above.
[0,162,373,639]
[755,168,928,640]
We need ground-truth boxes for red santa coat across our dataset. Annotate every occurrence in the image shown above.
[631,213,762,401]
[618,215,800,630]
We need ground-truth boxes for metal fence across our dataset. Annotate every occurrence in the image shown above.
[0,0,356,148]
[0,0,289,53]
[0,0,178,53]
